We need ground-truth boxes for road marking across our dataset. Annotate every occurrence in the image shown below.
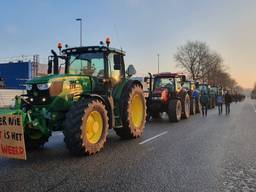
[139,131,168,145]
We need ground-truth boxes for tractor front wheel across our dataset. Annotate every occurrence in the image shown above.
[63,99,109,155]
[114,84,146,139]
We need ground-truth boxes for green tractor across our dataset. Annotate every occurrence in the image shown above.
[0,41,147,156]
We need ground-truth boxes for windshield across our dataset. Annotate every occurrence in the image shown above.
[68,52,105,77]
[198,84,208,93]
[154,77,175,91]
[183,82,191,90]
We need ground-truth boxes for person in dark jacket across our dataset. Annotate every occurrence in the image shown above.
[224,91,232,115]
[200,91,209,117]
[216,92,224,115]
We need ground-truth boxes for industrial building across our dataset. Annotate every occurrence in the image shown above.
[0,55,47,89]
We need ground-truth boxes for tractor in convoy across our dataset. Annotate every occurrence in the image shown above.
[198,83,216,109]
[0,39,147,157]
[181,79,201,115]
[146,72,190,122]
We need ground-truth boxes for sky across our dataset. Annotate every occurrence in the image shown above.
[0,0,255,88]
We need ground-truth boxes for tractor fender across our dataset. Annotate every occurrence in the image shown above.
[81,94,114,129]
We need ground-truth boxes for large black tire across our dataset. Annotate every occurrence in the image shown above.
[168,99,182,122]
[182,94,190,119]
[114,84,146,139]
[25,134,49,150]
[63,98,109,155]
[195,97,202,113]
[190,98,196,115]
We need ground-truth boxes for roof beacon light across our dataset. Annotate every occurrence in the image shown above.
[106,37,111,47]
[57,42,62,50]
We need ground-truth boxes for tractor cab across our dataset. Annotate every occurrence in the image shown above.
[150,73,185,98]
[47,43,135,90]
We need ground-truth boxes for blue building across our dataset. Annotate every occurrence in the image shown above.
[0,61,32,89]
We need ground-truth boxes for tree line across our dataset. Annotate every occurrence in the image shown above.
[174,40,242,92]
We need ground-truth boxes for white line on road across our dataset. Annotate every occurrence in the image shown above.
[139,131,168,145]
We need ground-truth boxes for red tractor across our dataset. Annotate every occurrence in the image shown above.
[146,72,190,122]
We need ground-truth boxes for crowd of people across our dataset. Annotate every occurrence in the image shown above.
[200,91,233,117]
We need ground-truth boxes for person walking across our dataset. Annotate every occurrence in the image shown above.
[224,91,232,115]
[216,92,224,115]
[200,91,209,117]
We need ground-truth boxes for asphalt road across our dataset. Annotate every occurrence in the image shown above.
[1,99,256,192]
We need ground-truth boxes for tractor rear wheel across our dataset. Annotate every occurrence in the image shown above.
[190,98,196,115]
[182,94,190,119]
[63,98,109,155]
[196,97,202,113]
[114,84,146,139]
[168,99,182,122]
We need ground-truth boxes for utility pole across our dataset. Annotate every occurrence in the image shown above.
[76,18,83,46]
[157,53,160,73]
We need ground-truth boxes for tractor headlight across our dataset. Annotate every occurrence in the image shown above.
[37,83,51,90]
[25,84,33,91]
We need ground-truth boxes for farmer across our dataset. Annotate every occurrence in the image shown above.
[224,91,232,115]
[216,92,224,115]
[200,91,209,117]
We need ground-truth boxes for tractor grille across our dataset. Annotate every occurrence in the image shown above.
[27,85,52,105]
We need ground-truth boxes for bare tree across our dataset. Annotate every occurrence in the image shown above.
[174,41,209,80]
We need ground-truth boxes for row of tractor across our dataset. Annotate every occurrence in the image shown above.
[137,73,221,122]
[0,41,239,160]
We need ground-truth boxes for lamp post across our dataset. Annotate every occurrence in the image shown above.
[157,53,160,73]
[76,18,83,46]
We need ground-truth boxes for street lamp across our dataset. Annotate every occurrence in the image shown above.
[157,53,160,73]
[76,18,83,46]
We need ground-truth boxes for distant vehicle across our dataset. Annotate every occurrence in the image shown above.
[182,79,201,114]
[131,76,150,98]
[146,72,190,122]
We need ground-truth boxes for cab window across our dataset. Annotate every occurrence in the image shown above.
[68,52,105,78]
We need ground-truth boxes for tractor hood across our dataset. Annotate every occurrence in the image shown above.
[26,74,91,84]
[25,74,93,98]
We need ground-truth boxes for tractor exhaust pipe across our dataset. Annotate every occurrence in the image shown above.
[51,50,59,74]
[148,72,152,93]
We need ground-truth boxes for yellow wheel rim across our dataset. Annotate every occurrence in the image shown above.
[131,94,144,128]
[85,111,103,144]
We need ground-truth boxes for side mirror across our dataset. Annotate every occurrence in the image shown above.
[47,60,53,74]
[126,65,136,77]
